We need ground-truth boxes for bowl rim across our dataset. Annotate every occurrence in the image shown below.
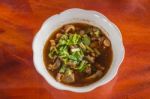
[32,8,125,93]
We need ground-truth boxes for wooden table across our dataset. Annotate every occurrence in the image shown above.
[0,0,150,99]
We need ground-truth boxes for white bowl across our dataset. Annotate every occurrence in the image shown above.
[32,8,125,93]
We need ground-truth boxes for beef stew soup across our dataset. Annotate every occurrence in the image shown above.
[43,23,112,86]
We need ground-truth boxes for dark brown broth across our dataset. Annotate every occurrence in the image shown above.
[43,23,113,87]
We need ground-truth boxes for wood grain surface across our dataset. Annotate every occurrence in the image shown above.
[0,0,150,99]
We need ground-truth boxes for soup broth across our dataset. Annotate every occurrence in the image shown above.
[43,23,112,86]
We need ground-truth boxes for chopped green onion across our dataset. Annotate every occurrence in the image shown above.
[79,42,86,50]
[58,34,68,45]
[58,39,67,45]
[69,49,84,62]
[82,35,91,45]
[59,65,67,73]
[69,55,78,61]
[61,34,68,40]
[58,46,68,55]
[67,33,81,45]
[78,60,88,72]
[71,48,80,52]
[86,45,94,52]
[61,57,68,64]
[94,30,100,37]
[72,33,80,44]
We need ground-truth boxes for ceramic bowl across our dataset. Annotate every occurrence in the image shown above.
[32,8,125,93]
